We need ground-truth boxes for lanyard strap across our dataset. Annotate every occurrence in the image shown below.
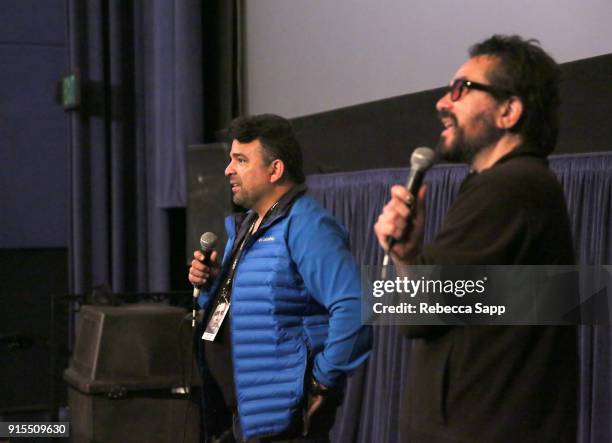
[219,218,256,301]
[217,201,280,303]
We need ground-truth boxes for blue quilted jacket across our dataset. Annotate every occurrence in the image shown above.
[198,188,371,439]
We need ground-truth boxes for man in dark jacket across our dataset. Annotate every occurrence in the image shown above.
[189,114,372,442]
[374,35,578,442]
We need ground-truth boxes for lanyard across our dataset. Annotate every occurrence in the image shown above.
[217,201,280,303]
[218,218,256,302]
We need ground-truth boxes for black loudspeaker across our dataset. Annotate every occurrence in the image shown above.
[186,143,233,263]
[64,304,200,443]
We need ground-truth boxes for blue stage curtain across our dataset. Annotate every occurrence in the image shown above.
[307,152,612,443]
[67,0,202,293]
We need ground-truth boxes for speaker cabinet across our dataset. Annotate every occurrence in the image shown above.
[64,304,201,442]
[67,387,200,443]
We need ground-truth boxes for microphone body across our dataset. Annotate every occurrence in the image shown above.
[192,232,218,326]
[386,147,435,250]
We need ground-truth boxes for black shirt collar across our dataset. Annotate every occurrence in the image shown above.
[467,144,548,176]
[494,144,548,166]
[231,183,307,253]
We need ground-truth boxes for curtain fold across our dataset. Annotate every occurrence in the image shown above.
[67,0,203,293]
[307,152,612,443]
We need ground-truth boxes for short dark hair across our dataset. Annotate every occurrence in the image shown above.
[469,35,560,155]
[227,114,305,183]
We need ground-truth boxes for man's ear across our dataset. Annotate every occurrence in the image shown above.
[497,96,524,130]
[269,159,286,183]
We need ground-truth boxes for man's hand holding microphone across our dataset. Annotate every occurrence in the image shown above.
[374,147,434,265]
[188,232,221,326]
[374,184,427,264]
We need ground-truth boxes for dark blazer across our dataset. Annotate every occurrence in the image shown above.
[401,148,578,442]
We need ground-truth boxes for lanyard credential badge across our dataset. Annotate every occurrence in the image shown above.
[202,291,231,341]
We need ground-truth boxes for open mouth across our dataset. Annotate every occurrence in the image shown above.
[439,115,457,137]
[441,119,455,136]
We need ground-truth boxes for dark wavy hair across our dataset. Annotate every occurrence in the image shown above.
[470,35,561,155]
[227,114,305,183]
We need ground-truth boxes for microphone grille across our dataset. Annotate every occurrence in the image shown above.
[200,232,218,251]
[410,147,435,170]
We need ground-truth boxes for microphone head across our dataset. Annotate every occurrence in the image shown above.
[200,232,218,252]
[410,147,435,171]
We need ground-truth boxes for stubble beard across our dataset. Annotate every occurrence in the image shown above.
[232,184,263,211]
[232,191,252,209]
[436,111,504,164]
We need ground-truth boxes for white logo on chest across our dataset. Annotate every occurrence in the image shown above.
[258,236,275,242]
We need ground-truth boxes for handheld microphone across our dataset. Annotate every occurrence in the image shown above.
[192,232,218,327]
[199,232,218,265]
[386,147,435,250]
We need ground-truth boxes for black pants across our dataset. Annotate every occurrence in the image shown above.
[230,397,338,443]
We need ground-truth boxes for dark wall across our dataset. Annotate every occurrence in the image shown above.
[292,53,612,174]
[0,0,69,248]
[0,248,69,413]
[558,54,612,153]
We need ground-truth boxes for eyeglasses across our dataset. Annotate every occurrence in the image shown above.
[447,78,512,102]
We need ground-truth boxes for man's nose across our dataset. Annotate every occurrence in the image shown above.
[224,162,233,176]
[436,92,452,113]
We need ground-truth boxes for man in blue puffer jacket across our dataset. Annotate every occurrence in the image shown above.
[188,114,372,442]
